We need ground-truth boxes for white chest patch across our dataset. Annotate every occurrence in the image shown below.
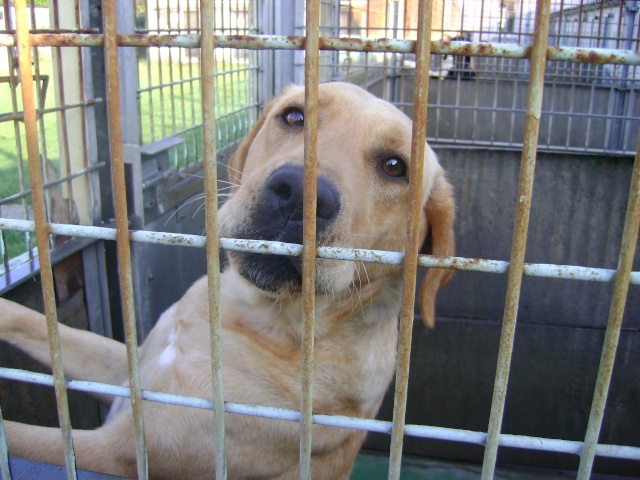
[157,327,178,366]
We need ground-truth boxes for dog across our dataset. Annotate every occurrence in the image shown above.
[0,82,455,479]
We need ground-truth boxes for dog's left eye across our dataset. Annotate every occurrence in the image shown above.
[282,108,304,127]
[380,157,407,178]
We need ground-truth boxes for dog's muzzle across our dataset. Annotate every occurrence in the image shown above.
[230,165,342,293]
[265,165,340,240]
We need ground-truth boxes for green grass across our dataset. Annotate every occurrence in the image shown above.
[137,53,253,166]
[0,55,59,199]
[0,52,60,258]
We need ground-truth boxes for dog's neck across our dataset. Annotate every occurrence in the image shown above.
[220,268,403,346]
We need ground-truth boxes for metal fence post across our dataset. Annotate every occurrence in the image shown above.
[481,0,551,478]
[577,133,640,478]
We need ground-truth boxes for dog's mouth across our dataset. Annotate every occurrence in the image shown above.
[225,165,342,295]
[227,220,340,294]
[232,249,304,294]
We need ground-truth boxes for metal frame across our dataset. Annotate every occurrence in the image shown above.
[0,0,639,479]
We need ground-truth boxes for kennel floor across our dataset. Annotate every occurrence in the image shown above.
[8,451,632,479]
[352,450,633,480]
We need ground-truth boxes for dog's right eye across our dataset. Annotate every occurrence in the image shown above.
[282,108,304,128]
[380,157,407,178]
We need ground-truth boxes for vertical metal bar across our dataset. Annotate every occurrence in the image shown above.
[166,1,177,136]
[51,2,75,211]
[480,0,551,478]
[230,16,242,143]
[145,6,156,144]
[222,2,233,145]
[176,2,187,136]
[577,134,640,478]
[187,2,197,130]
[30,5,52,224]
[300,0,320,478]
[155,0,167,139]
[200,1,227,478]
[102,2,149,478]
[4,3,32,261]
[14,1,78,478]
[75,0,90,176]
[387,0,432,478]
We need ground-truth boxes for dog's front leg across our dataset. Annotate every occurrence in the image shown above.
[0,298,128,406]
[4,418,137,478]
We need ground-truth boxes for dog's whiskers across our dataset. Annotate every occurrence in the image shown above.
[169,171,204,180]
[217,179,242,187]
[349,267,365,317]
[218,214,233,232]
[225,164,246,180]
[163,194,206,225]
[163,185,235,226]
[360,262,374,312]
[192,202,207,219]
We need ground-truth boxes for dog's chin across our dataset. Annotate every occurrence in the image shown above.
[231,251,354,298]
[233,251,303,294]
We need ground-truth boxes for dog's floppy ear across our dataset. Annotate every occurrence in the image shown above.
[418,171,455,328]
[227,103,274,192]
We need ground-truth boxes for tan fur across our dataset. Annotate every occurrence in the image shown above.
[0,83,454,479]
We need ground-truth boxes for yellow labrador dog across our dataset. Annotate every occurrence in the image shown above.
[0,83,454,479]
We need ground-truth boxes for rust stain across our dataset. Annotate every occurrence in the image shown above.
[287,35,303,48]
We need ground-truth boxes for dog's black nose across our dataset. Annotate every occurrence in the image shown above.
[266,165,340,225]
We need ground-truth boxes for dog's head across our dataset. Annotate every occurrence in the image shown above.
[219,83,454,327]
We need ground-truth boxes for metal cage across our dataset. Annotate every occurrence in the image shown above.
[0,0,639,479]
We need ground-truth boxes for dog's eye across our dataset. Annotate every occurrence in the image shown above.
[282,108,304,127]
[380,157,407,178]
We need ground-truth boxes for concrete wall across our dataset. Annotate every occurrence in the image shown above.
[365,148,640,476]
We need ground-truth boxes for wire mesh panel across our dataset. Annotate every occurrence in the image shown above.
[308,0,639,154]
[0,1,638,480]
[135,0,258,170]
[0,2,99,290]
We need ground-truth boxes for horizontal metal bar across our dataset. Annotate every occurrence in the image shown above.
[1,367,638,461]
[0,162,105,206]
[137,66,256,95]
[420,103,634,123]
[0,34,637,65]
[0,98,101,123]
[1,218,638,285]
[428,139,636,157]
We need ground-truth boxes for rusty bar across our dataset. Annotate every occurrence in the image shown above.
[481,1,552,479]
[3,3,33,265]
[0,33,638,65]
[387,1,433,479]
[577,134,640,479]
[299,0,320,478]
[14,1,79,478]
[200,0,227,478]
[3,218,639,286]
[102,2,149,478]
